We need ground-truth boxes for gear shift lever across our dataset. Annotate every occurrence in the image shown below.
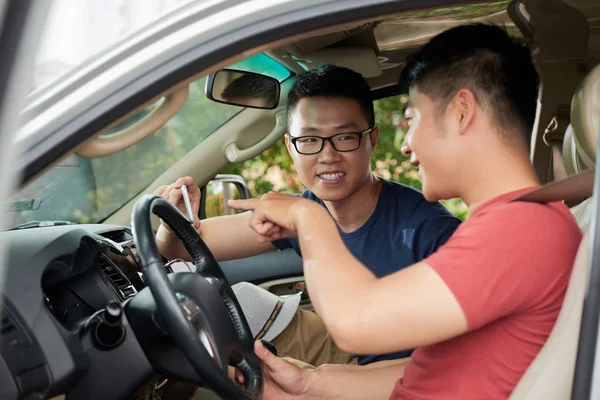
[92,300,126,350]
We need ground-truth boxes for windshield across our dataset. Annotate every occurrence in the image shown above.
[34,0,194,90]
[8,53,290,227]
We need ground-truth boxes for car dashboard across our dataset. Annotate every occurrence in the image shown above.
[0,224,158,400]
[0,221,304,400]
[43,231,142,330]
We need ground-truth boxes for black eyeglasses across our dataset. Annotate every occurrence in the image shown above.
[286,127,375,155]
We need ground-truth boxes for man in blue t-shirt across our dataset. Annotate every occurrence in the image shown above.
[155,64,460,367]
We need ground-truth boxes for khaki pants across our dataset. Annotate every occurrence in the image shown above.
[272,307,358,367]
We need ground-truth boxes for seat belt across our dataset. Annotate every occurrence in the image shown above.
[551,144,569,181]
[514,169,594,203]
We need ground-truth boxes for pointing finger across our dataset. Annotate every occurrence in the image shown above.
[228,198,259,211]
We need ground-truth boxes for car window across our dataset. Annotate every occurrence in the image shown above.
[7,53,290,227]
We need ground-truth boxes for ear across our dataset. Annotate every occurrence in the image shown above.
[370,127,379,151]
[453,88,477,135]
[284,134,294,156]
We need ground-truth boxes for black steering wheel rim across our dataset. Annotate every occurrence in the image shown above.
[131,194,262,399]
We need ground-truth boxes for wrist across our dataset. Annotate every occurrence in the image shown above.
[290,200,327,230]
[305,368,328,399]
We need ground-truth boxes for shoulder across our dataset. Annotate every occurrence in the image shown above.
[380,179,458,220]
[379,180,423,208]
[300,189,322,203]
[450,200,581,255]
[475,200,579,234]
[426,199,581,330]
[380,179,422,198]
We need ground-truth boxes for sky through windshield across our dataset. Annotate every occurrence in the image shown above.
[35,0,192,90]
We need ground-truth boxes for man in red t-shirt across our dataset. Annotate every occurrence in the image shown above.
[229,24,582,399]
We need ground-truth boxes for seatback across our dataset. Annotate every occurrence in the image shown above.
[510,63,600,399]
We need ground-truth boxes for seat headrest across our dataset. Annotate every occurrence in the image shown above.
[569,64,600,169]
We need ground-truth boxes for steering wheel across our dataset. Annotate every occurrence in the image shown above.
[130,194,263,399]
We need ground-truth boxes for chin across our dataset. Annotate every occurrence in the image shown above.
[423,184,457,203]
[422,191,441,203]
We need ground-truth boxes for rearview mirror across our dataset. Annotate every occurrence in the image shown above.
[205,69,280,109]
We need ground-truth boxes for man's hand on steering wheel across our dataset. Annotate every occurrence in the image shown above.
[232,341,313,400]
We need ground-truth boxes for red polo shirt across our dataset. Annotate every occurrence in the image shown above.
[390,189,582,399]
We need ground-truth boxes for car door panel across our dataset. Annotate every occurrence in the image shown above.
[220,249,313,309]
[219,248,302,285]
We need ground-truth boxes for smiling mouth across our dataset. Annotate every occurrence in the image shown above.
[318,172,346,181]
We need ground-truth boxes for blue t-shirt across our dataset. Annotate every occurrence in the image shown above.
[273,179,461,365]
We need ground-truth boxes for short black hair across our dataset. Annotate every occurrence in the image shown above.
[287,64,374,127]
[221,73,279,105]
[399,24,539,149]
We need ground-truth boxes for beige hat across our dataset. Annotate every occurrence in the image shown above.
[232,282,301,342]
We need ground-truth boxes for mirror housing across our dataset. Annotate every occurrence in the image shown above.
[205,69,280,109]
[203,174,250,218]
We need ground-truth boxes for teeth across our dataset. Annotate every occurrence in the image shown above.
[319,172,345,180]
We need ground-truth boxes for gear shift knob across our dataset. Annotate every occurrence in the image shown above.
[104,301,122,326]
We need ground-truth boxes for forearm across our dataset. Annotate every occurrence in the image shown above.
[317,357,411,372]
[294,204,376,345]
[199,213,277,260]
[307,361,405,399]
[156,212,275,262]
[156,224,194,261]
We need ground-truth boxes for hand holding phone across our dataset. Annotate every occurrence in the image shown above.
[180,184,195,223]
[154,178,201,230]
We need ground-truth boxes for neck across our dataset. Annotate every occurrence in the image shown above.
[323,174,382,233]
[461,146,540,210]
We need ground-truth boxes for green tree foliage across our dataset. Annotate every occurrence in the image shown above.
[223,95,470,220]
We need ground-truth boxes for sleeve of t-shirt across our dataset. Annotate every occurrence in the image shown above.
[424,202,579,331]
[414,214,462,261]
[272,237,293,251]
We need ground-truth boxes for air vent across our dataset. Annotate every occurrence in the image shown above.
[0,302,28,348]
[99,229,133,243]
[98,254,137,300]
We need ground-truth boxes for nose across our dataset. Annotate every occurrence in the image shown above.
[400,138,412,157]
[318,139,340,162]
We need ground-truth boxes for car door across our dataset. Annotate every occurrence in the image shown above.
[0,0,52,288]
[0,2,62,399]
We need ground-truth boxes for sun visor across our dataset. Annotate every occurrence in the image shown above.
[292,47,382,78]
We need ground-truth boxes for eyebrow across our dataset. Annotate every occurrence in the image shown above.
[299,123,361,133]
